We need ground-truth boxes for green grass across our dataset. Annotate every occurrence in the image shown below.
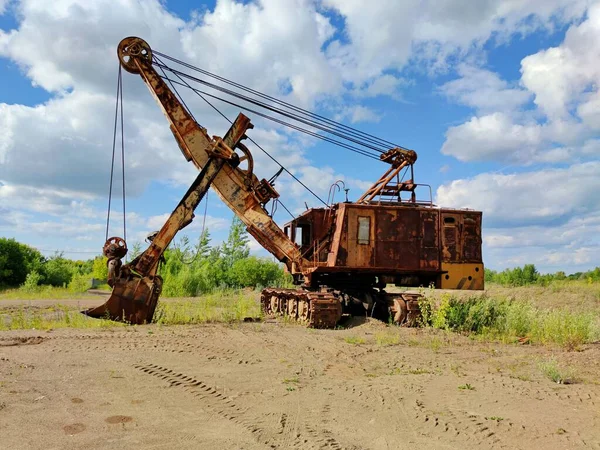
[458,383,475,391]
[0,304,120,331]
[343,335,367,345]
[0,286,97,300]
[0,291,261,330]
[152,291,260,325]
[538,358,576,384]
[374,331,401,346]
[486,416,504,422]
[419,289,600,350]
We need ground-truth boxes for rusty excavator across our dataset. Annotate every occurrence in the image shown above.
[86,37,484,328]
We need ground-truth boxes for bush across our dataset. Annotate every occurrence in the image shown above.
[21,271,42,293]
[229,257,286,289]
[68,273,92,293]
[41,254,74,287]
[422,292,600,349]
[0,238,44,287]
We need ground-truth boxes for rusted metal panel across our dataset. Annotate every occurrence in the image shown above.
[462,213,482,262]
[440,210,483,264]
[420,209,440,270]
[346,207,375,267]
[373,207,419,270]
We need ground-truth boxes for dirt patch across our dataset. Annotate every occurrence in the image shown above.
[1,322,599,449]
[0,336,44,347]
[63,423,86,435]
[105,415,133,424]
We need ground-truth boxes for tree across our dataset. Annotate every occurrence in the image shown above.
[92,256,108,281]
[41,253,74,287]
[0,238,44,287]
[222,217,250,267]
[229,256,285,288]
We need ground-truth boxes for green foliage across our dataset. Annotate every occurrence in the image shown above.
[21,271,42,292]
[0,238,44,287]
[538,358,576,384]
[158,218,289,296]
[222,217,250,267]
[229,256,286,288]
[91,256,108,281]
[487,264,600,287]
[68,273,92,293]
[41,253,74,287]
[422,292,600,349]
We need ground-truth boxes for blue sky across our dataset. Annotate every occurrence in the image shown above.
[0,0,599,273]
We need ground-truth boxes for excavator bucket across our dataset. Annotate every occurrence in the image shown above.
[84,275,163,325]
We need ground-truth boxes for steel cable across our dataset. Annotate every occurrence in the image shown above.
[153,50,404,150]
[154,61,388,155]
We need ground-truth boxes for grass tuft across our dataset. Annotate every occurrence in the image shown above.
[538,358,576,384]
[343,335,367,345]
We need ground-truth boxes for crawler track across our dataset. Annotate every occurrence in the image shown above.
[261,288,422,328]
[260,288,342,329]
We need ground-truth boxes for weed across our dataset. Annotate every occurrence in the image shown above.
[428,337,443,353]
[450,364,464,377]
[458,383,475,390]
[486,416,504,422]
[408,368,433,375]
[556,428,567,435]
[283,377,299,384]
[538,358,576,384]
[419,291,600,350]
[374,331,401,346]
[344,336,367,345]
[286,387,296,392]
[0,304,121,331]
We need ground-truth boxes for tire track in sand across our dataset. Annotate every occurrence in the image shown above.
[135,363,347,450]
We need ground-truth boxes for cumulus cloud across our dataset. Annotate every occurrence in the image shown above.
[441,113,547,163]
[441,5,600,164]
[439,65,531,113]
[436,162,600,227]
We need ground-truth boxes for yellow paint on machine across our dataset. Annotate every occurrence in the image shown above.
[440,262,484,290]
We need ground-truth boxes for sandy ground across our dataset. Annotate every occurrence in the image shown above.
[1,317,599,450]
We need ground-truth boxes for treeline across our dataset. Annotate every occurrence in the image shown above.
[485,264,600,287]
[0,237,106,290]
[0,217,289,295]
[158,218,290,296]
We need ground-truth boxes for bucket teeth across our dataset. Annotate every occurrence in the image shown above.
[84,276,163,325]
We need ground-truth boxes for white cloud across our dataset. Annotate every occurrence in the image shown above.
[441,112,544,163]
[436,162,600,227]
[440,64,531,113]
[442,5,600,164]
[323,0,590,77]
[0,0,11,15]
[335,105,382,124]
